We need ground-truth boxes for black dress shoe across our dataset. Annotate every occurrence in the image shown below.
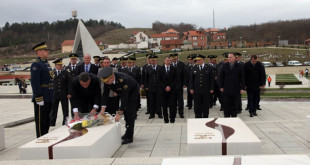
[158,115,163,119]
[245,107,249,110]
[250,113,254,117]
[237,111,241,114]
[188,107,192,110]
[253,112,257,116]
[122,138,133,144]
[185,105,188,107]
[164,120,169,123]
[149,116,155,119]
[145,112,150,114]
[121,134,127,139]
[180,115,184,118]
[170,120,175,123]
[257,107,262,110]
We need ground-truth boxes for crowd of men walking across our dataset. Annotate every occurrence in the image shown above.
[30,41,266,144]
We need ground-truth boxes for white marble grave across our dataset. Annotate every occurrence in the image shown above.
[162,155,310,165]
[187,118,261,156]
[19,123,121,160]
[0,124,4,150]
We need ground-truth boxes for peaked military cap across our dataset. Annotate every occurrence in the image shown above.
[99,57,105,62]
[32,42,49,51]
[52,58,63,65]
[128,57,136,62]
[93,56,100,61]
[98,66,113,82]
[207,55,217,59]
[222,52,229,59]
[195,54,206,60]
[169,53,178,59]
[69,53,78,58]
[119,56,128,61]
[112,57,118,61]
[187,54,194,60]
[149,54,158,59]
[145,54,153,58]
[233,52,242,57]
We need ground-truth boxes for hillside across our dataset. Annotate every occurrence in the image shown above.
[95,28,158,44]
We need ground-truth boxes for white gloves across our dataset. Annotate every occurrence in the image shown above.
[36,101,44,106]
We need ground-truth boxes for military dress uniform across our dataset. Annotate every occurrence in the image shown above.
[145,60,163,118]
[65,53,79,117]
[30,42,54,138]
[123,63,141,112]
[208,55,219,108]
[188,54,214,118]
[185,54,196,109]
[50,59,69,126]
[99,68,140,144]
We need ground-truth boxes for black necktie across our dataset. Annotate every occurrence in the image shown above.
[57,70,60,76]
[200,66,202,71]
[166,67,170,75]
[72,65,75,70]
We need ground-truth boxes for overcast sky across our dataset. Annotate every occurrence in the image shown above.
[1,0,309,29]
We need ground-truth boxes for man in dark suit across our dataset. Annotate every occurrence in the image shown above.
[76,54,98,75]
[30,42,54,138]
[50,58,69,126]
[235,52,244,114]
[208,55,218,108]
[185,54,195,110]
[216,53,229,111]
[219,52,245,117]
[188,54,214,118]
[158,56,177,123]
[170,53,187,118]
[145,55,163,119]
[244,55,265,117]
[65,53,79,118]
[141,54,152,114]
[98,67,140,144]
[71,72,101,119]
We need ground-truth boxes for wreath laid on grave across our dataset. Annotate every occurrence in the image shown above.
[67,113,114,131]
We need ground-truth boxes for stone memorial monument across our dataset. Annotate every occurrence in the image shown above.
[187,118,261,156]
[19,123,121,160]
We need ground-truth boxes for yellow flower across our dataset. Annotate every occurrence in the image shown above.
[82,120,88,127]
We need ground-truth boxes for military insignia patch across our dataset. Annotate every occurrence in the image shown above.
[123,85,128,90]
[193,71,197,74]
[49,71,55,79]
[119,79,123,82]
[66,68,70,73]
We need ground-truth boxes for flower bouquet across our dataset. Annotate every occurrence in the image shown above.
[67,112,114,131]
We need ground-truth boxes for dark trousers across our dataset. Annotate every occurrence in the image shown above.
[149,90,162,117]
[223,94,238,117]
[123,86,139,139]
[145,90,150,112]
[212,87,220,105]
[50,98,69,125]
[193,93,210,118]
[34,102,52,138]
[247,90,259,114]
[176,89,184,116]
[237,94,242,111]
[106,97,119,115]
[256,88,261,109]
[161,91,177,122]
[187,89,193,108]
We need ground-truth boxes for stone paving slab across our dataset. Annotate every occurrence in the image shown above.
[0,99,310,164]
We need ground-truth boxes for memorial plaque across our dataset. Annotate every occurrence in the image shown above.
[0,124,4,150]
[187,118,261,156]
[19,123,121,159]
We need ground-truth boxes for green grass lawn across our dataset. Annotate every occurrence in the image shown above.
[275,74,301,85]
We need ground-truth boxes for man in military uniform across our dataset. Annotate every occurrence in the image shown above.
[76,54,98,75]
[65,53,79,118]
[170,53,187,118]
[185,54,195,110]
[158,56,177,123]
[93,56,101,68]
[118,56,128,72]
[188,54,214,118]
[141,54,152,114]
[50,58,69,126]
[111,57,120,69]
[145,55,163,119]
[219,52,245,117]
[30,42,54,138]
[235,52,244,114]
[71,72,101,119]
[123,57,141,111]
[98,67,140,144]
[208,55,219,108]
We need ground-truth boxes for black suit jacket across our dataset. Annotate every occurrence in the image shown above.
[102,72,139,112]
[53,69,69,99]
[173,61,187,90]
[188,64,214,94]
[65,63,79,95]
[122,66,141,85]
[145,65,162,92]
[158,65,177,92]
[219,62,245,96]
[76,62,98,75]
[71,73,101,112]
[244,61,265,91]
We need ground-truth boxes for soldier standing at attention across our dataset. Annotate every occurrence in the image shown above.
[208,55,219,108]
[185,54,195,110]
[170,53,187,118]
[141,54,152,114]
[93,56,101,68]
[65,53,79,118]
[188,54,214,118]
[30,42,54,138]
[111,57,120,69]
[50,58,69,126]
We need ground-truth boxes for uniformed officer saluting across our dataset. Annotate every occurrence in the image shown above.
[30,42,54,138]
[188,54,214,118]
[98,67,140,144]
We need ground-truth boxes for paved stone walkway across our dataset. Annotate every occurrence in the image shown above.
[0,98,310,164]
